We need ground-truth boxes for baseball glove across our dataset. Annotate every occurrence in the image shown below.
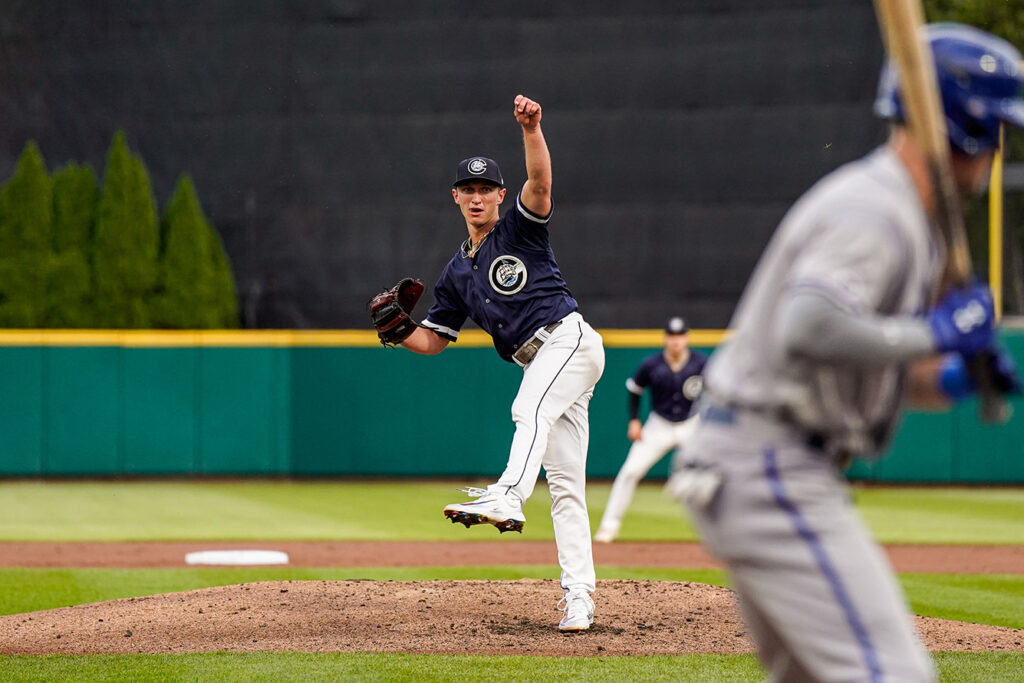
[368,278,425,347]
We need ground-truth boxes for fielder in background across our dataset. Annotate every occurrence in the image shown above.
[669,24,1023,682]
[369,95,605,632]
[594,316,706,543]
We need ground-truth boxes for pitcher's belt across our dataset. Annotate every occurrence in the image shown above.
[512,322,563,367]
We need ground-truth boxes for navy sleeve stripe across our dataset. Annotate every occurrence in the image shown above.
[516,193,551,224]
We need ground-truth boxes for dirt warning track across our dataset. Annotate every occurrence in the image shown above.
[2,541,1021,573]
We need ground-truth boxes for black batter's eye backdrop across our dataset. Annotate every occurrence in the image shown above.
[0,0,885,329]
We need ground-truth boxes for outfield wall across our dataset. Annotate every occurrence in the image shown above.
[1,330,1022,483]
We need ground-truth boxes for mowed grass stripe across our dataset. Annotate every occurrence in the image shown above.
[853,488,1024,545]
[1,481,1023,544]
[0,652,1021,682]
[0,481,579,541]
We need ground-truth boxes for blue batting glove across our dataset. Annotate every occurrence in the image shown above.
[938,349,1023,400]
[938,354,973,400]
[927,284,995,355]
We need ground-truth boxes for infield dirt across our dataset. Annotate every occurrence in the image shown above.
[2,579,1023,656]
[1,541,1022,656]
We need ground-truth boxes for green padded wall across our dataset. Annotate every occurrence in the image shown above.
[122,349,197,474]
[0,348,43,475]
[1,331,1022,482]
[45,348,121,475]
[290,347,521,476]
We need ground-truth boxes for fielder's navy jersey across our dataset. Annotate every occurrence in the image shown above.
[422,192,578,362]
[626,351,708,422]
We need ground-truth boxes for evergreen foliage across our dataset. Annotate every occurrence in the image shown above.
[52,163,97,253]
[207,225,240,328]
[0,143,52,326]
[92,132,160,328]
[152,175,241,328]
[0,133,238,329]
[49,163,99,327]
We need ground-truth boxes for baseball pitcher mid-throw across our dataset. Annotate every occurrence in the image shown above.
[369,95,605,632]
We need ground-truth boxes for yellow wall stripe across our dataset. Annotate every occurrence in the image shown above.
[0,328,730,348]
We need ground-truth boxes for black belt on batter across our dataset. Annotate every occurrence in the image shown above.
[512,321,563,367]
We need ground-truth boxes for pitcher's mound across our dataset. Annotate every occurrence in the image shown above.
[1,580,1021,656]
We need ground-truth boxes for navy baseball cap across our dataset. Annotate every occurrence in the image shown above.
[665,317,689,335]
[454,156,504,187]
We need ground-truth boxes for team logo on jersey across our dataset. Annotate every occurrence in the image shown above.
[683,375,703,401]
[468,158,488,175]
[489,255,528,295]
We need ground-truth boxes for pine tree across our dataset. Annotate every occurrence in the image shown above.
[153,175,240,329]
[47,163,99,327]
[207,223,240,328]
[153,175,211,328]
[0,142,53,326]
[92,131,159,328]
[52,163,97,253]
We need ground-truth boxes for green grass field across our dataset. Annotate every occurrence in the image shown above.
[0,480,1022,681]
[2,479,1022,543]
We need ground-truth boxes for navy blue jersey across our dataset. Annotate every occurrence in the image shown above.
[627,351,707,422]
[422,192,578,362]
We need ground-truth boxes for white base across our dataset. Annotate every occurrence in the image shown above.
[184,550,289,566]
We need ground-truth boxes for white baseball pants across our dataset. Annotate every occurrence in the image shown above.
[598,412,697,537]
[489,312,605,594]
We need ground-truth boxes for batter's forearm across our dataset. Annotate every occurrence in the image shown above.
[777,289,934,365]
[906,355,953,410]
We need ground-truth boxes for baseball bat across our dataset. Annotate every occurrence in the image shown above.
[872,0,1009,423]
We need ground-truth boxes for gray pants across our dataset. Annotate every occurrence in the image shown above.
[677,408,934,683]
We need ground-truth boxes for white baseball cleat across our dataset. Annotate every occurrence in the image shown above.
[443,487,525,534]
[593,526,616,543]
[557,590,595,632]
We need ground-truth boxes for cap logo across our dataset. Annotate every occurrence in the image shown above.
[979,53,997,74]
[468,158,488,175]
[489,255,528,295]
[667,317,687,334]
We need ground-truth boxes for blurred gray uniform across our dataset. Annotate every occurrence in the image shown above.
[675,146,938,682]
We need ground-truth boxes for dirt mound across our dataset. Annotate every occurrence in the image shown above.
[1,580,1021,657]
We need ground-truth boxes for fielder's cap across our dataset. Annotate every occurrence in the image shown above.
[454,156,504,187]
[665,317,689,335]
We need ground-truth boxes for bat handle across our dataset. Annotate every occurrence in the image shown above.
[967,352,1012,424]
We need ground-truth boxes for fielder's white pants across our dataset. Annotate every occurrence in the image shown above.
[489,312,605,594]
[597,412,697,537]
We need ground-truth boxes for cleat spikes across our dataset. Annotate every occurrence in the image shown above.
[442,491,525,533]
[494,518,524,534]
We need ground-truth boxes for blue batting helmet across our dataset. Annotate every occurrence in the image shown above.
[874,23,1024,155]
